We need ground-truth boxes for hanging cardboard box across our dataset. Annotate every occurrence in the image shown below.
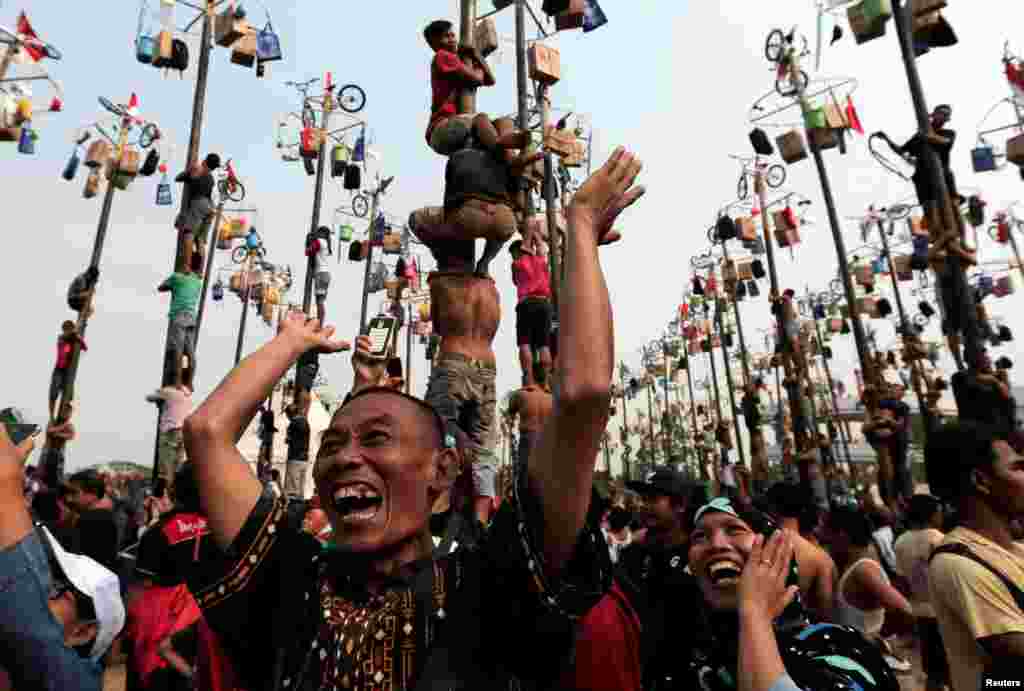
[737,261,754,281]
[1006,134,1024,166]
[736,216,758,242]
[911,0,946,15]
[528,43,561,85]
[722,259,738,283]
[215,8,249,47]
[156,30,173,61]
[85,140,111,168]
[230,31,257,67]
[809,127,839,151]
[543,125,576,157]
[382,232,403,254]
[772,209,798,232]
[0,127,20,142]
[475,17,499,57]
[847,0,892,45]
[776,130,807,164]
[774,227,801,248]
[824,102,848,129]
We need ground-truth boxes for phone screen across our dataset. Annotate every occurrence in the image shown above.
[367,317,396,358]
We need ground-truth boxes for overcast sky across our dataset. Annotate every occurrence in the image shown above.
[4,1,1023,473]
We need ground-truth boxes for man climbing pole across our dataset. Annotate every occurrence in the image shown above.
[409,119,542,276]
[305,226,333,325]
[157,251,204,390]
[174,152,221,273]
[506,361,554,475]
[878,105,976,370]
[48,320,86,424]
[411,234,501,526]
[510,237,553,387]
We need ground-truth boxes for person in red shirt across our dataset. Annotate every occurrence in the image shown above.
[49,320,86,423]
[423,19,528,157]
[510,238,553,385]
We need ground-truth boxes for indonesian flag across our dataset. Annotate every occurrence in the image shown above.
[845,95,864,135]
[127,93,141,121]
[16,12,45,62]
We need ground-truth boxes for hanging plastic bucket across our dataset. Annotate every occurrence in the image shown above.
[137,35,156,64]
[156,174,173,205]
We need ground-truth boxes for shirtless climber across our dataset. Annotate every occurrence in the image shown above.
[505,362,554,474]
[412,234,502,526]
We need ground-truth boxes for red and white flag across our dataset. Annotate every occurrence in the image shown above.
[16,12,44,62]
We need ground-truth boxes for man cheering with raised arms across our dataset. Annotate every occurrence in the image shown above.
[182,148,644,691]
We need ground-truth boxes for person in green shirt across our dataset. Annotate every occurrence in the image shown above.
[159,253,204,388]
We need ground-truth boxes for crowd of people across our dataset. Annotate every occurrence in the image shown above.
[2,7,1024,691]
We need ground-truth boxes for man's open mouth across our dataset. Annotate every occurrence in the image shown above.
[706,559,743,587]
[332,483,383,522]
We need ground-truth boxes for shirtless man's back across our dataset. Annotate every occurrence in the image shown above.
[507,362,553,471]
[764,482,837,620]
[418,238,502,522]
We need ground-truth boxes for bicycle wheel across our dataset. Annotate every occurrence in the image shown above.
[352,194,369,218]
[232,246,248,264]
[227,179,246,203]
[737,172,749,201]
[766,164,787,189]
[765,29,786,63]
[337,84,366,113]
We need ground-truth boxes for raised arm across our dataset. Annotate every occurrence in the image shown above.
[0,425,35,550]
[184,312,349,548]
[528,148,643,574]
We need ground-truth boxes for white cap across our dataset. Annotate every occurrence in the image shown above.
[40,527,125,661]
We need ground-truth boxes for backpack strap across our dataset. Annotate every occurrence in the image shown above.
[929,542,1024,611]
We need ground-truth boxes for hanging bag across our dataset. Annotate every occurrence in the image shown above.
[749,128,774,156]
[140,148,160,177]
[62,147,81,181]
[256,20,282,62]
[18,124,35,155]
[344,164,361,191]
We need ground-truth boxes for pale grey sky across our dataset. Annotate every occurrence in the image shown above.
[4,1,1023,473]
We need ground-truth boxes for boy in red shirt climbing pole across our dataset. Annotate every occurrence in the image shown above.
[423,19,529,157]
[49,320,86,423]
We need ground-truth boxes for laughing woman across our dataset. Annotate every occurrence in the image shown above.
[664,497,900,691]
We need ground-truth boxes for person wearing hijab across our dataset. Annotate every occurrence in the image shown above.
[657,497,901,691]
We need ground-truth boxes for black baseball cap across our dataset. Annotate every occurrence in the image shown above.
[204,153,222,170]
[626,467,694,499]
